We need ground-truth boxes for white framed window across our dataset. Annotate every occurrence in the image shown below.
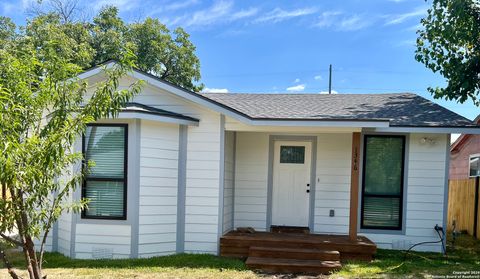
[470,154,480,177]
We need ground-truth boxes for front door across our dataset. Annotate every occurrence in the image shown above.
[272,141,312,227]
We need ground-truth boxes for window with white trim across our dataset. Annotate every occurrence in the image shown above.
[470,155,480,177]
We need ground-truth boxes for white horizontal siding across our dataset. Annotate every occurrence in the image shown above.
[74,224,131,259]
[184,109,222,254]
[234,132,269,231]
[57,210,72,256]
[314,134,352,234]
[223,131,235,234]
[138,120,179,257]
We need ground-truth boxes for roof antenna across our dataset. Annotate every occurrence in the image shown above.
[329,64,332,94]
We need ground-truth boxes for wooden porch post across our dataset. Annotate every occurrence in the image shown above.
[349,132,361,241]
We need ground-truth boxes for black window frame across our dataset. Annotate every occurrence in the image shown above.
[360,134,406,231]
[81,123,128,220]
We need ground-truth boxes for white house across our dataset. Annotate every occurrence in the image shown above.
[44,62,480,268]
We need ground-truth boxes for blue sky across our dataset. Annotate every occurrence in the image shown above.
[1,0,479,121]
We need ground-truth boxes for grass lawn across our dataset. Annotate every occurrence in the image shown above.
[1,234,480,278]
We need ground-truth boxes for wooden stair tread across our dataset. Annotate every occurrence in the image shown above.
[249,246,340,255]
[248,246,340,261]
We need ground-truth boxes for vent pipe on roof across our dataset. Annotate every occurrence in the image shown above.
[329,64,332,94]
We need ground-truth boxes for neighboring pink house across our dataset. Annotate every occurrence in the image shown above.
[450,115,480,180]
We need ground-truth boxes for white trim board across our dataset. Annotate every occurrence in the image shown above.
[117,112,199,126]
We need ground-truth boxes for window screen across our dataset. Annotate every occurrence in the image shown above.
[82,125,127,219]
[280,146,305,164]
[470,156,480,177]
[361,135,405,230]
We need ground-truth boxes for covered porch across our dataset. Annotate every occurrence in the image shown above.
[219,121,370,273]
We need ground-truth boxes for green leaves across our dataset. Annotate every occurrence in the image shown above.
[0,12,143,277]
[94,7,203,92]
[415,0,480,105]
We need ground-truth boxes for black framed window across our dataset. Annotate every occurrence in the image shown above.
[361,135,405,230]
[82,124,128,220]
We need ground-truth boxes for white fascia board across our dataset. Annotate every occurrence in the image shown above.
[249,120,390,128]
[78,62,116,80]
[372,126,480,134]
[117,111,199,126]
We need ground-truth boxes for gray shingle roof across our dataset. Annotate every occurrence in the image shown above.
[201,93,476,127]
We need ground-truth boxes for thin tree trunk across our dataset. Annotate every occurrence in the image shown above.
[24,236,42,279]
[13,188,42,279]
[0,249,20,279]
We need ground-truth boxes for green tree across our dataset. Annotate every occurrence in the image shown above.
[0,17,143,279]
[24,13,94,69]
[416,0,480,105]
[129,18,203,92]
[28,2,204,92]
[91,6,128,65]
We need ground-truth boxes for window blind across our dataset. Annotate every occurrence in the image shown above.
[83,125,127,219]
[361,135,405,230]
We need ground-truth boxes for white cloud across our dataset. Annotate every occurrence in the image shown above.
[254,7,317,24]
[314,11,342,28]
[231,7,259,20]
[338,14,373,31]
[405,23,423,32]
[183,0,233,27]
[384,6,428,25]
[294,78,300,83]
[163,1,257,28]
[319,90,338,94]
[164,0,199,11]
[314,75,322,80]
[202,87,229,93]
[314,12,372,31]
[286,84,306,92]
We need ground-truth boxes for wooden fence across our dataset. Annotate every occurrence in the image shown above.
[448,177,480,237]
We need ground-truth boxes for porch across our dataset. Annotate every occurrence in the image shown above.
[221,129,364,241]
[220,230,376,273]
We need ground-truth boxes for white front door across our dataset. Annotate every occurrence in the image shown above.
[272,141,312,227]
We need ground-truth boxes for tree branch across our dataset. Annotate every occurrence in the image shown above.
[0,233,22,247]
[0,249,22,279]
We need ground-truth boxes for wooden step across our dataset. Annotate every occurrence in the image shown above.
[270,225,310,234]
[249,246,340,261]
[220,232,376,261]
[246,257,341,274]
